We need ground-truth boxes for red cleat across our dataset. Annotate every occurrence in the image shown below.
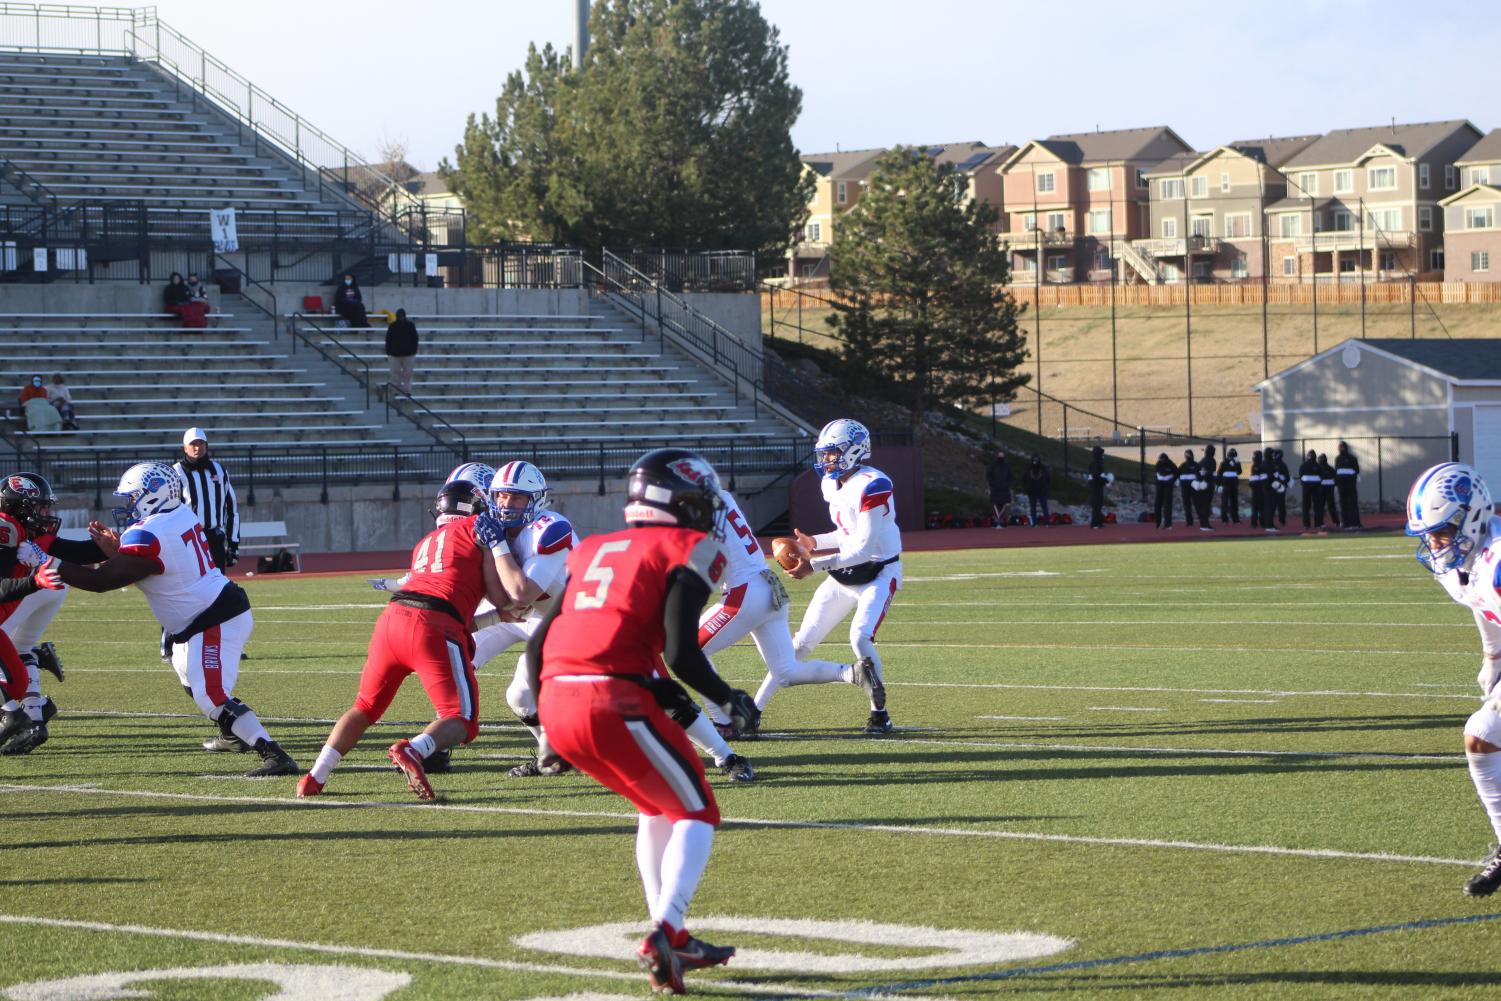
[636,924,686,994]
[295,773,324,798]
[388,739,435,800]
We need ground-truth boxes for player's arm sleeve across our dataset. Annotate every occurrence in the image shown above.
[45,536,107,564]
[0,572,39,605]
[662,566,734,707]
[1476,607,1501,658]
[523,586,566,698]
[222,466,239,546]
[57,527,161,592]
[811,531,840,552]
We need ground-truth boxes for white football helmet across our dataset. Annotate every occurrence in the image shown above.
[113,461,183,528]
[489,460,549,528]
[814,418,871,480]
[445,461,496,494]
[1406,462,1494,574]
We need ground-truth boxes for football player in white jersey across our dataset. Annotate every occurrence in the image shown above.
[19,461,299,777]
[1407,462,1501,895]
[781,419,902,735]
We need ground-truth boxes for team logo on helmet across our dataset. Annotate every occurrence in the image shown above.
[5,475,39,498]
[668,457,717,488]
[1451,476,1474,504]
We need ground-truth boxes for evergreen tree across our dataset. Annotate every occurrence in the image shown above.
[828,147,1028,428]
[442,0,811,261]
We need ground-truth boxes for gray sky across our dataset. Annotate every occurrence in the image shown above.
[146,0,1495,170]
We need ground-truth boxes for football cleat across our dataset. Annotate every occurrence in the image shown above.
[851,656,886,712]
[0,708,27,746]
[295,773,324,798]
[1,723,47,755]
[636,924,686,995]
[246,740,299,778]
[675,934,736,969]
[863,710,894,735]
[32,643,64,683]
[719,753,755,783]
[424,748,452,774]
[389,739,435,799]
[1464,844,1501,897]
[508,757,572,778]
[203,735,253,753]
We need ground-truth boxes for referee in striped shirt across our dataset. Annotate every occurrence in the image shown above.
[162,427,239,661]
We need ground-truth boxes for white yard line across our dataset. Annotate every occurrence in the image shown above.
[1089,706,1168,712]
[1200,698,1280,704]
[0,782,1476,868]
[890,619,1467,628]
[976,715,1068,722]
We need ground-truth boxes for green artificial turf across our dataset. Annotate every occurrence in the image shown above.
[3,533,1499,999]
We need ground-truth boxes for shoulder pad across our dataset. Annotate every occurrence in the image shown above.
[682,534,728,588]
[535,517,575,555]
[859,475,894,512]
[0,512,22,548]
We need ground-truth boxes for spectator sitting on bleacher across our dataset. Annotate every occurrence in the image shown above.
[46,374,77,431]
[332,274,369,328]
[23,395,60,433]
[19,374,46,408]
[186,272,210,304]
[163,271,209,329]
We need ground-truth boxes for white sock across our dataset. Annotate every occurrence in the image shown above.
[636,814,671,913]
[701,699,730,725]
[754,673,782,709]
[780,658,850,687]
[1467,750,1501,842]
[310,745,343,783]
[20,695,46,723]
[683,711,732,765]
[409,733,438,758]
[655,819,713,930]
[228,709,272,748]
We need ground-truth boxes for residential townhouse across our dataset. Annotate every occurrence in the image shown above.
[1441,129,1501,282]
[1134,135,1319,283]
[785,142,1012,280]
[995,126,1192,284]
[1263,120,1480,283]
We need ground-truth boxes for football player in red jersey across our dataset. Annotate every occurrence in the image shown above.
[525,448,760,995]
[297,480,532,800]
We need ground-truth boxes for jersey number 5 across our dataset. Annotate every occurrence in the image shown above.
[725,508,759,556]
[574,540,632,610]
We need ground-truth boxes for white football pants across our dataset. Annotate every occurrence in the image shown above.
[791,562,902,681]
[172,610,252,717]
[699,573,846,710]
[473,617,542,722]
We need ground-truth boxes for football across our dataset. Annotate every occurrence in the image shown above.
[771,536,806,572]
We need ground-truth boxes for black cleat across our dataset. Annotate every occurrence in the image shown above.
[32,642,63,683]
[714,719,758,742]
[636,924,685,995]
[1,722,47,755]
[674,933,736,969]
[508,757,572,778]
[0,708,27,746]
[852,656,886,712]
[424,748,452,773]
[719,753,755,782]
[863,710,894,735]
[246,739,299,778]
[1465,844,1501,897]
[203,735,253,753]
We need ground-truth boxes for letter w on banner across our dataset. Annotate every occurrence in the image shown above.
[210,207,239,253]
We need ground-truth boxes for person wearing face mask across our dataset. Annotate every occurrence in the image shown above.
[1247,450,1266,529]
[1299,449,1322,530]
[19,376,58,433]
[1266,448,1290,532]
[1178,449,1198,528]
[333,273,370,328]
[1318,452,1340,529]
[1218,447,1241,525]
[1335,441,1362,531]
[1086,446,1109,529]
[1153,452,1177,529]
[1024,454,1051,527]
[1194,444,1218,530]
[163,271,209,328]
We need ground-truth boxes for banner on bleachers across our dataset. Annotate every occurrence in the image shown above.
[32,248,46,273]
[210,208,239,253]
[388,253,418,274]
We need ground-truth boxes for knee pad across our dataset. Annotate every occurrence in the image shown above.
[506,677,536,720]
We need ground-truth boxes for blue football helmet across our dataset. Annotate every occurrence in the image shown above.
[113,461,183,529]
[489,460,549,528]
[1406,462,1494,574]
[813,418,871,480]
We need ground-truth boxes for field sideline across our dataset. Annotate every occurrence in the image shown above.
[3,532,1499,1000]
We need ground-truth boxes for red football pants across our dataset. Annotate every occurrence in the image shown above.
[539,675,719,825]
[0,630,24,701]
[354,604,480,742]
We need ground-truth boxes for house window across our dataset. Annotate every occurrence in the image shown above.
[1161,262,1182,281]
[1220,171,1231,193]
[1192,260,1211,278]
[1297,172,1317,196]
[1419,163,1430,189]
[1089,209,1112,234]
[1282,256,1297,277]
[1332,210,1355,231]
[1431,247,1445,271]
[1446,164,1458,189]
[1380,250,1396,271]
[1191,215,1213,238]
[1334,169,1354,194]
[1339,256,1357,273]
[1223,213,1252,239]
[1047,253,1068,270]
[1135,168,1148,189]
[1037,172,1055,193]
[1160,178,1185,200]
[1474,250,1490,272]
[1086,167,1110,191]
[1231,255,1248,279]
[1095,247,1112,271]
[1466,207,1495,229]
[1368,166,1397,191]
[1366,207,1401,232]
[1046,211,1067,232]
[1021,212,1037,231]
[1162,216,1178,238]
[805,221,822,242]
[1019,256,1037,272]
[1475,167,1492,186]
[836,181,848,204]
[1278,214,1301,238]
[1419,206,1433,231]
[1190,176,1208,198]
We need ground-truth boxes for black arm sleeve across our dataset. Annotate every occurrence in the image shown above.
[0,573,39,607]
[523,587,566,699]
[662,567,733,707]
[46,537,107,564]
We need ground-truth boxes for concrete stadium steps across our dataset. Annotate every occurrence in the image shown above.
[0,52,359,215]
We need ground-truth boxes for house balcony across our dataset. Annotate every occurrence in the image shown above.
[1292,230,1417,252]
[1132,235,1220,258]
[1008,229,1076,248]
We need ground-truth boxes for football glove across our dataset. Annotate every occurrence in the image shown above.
[649,676,701,728]
[473,512,511,556]
[13,541,48,568]
[32,559,63,590]
[719,689,761,734]
[368,577,406,592]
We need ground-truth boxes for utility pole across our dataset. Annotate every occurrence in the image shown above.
[1183,171,1193,436]
[573,0,590,70]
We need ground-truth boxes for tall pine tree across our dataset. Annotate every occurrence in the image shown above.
[829,147,1028,429]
